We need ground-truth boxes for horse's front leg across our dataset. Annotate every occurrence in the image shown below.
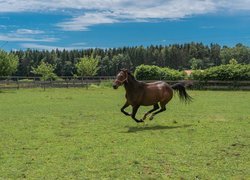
[131,105,144,123]
[121,101,131,116]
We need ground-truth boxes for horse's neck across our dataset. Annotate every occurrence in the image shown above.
[124,75,140,92]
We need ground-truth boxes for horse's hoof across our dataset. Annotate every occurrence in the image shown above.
[136,120,144,123]
[149,116,154,120]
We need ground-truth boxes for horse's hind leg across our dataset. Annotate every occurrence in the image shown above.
[149,102,166,120]
[142,104,159,120]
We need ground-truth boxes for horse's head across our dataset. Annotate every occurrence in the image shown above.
[113,69,128,89]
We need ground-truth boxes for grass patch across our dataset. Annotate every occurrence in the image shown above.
[0,88,249,179]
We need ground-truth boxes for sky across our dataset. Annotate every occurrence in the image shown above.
[0,0,250,51]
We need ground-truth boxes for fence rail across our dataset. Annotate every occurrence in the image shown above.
[0,76,250,90]
[0,76,115,89]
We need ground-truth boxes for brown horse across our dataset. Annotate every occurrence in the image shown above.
[113,69,192,123]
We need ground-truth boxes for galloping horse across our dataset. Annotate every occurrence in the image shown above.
[113,69,192,123]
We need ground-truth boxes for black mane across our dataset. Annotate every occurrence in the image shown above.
[127,71,135,80]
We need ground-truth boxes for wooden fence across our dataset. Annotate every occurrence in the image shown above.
[0,76,250,90]
[0,76,114,89]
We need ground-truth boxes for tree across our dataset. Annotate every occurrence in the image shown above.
[189,58,203,70]
[112,54,131,73]
[99,55,112,76]
[31,61,57,90]
[229,58,238,65]
[76,56,99,77]
[210,43,221,66]
[220,44,250,65]
[75,56,99,88]
[10,43,250,76]
[0,50,18,76]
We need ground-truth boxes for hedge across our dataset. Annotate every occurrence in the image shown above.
[191,64,250,81]
[134,65,185,80]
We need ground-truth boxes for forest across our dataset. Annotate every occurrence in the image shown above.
[10,42,250,77]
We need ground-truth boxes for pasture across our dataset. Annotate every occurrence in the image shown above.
[0,87,249,179]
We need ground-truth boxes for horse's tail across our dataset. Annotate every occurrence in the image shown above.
[171,83,193,103]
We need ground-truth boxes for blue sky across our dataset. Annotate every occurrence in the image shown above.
[0,0,250,51]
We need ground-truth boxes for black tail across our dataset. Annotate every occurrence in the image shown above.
[171,83,193,103]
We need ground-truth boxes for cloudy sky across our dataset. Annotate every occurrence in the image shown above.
[0,0,250,51]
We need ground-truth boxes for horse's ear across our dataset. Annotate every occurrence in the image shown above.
[119,68,128,72]
[129,67,134,73]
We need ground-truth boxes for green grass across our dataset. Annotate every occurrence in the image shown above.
[0,88,249,179]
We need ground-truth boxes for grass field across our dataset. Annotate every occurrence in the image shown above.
[0,87,249,179]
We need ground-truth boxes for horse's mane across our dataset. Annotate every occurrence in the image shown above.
[127,71,135,79]
[120,68,135,80]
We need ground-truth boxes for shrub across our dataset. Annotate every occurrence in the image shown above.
[134,65,185,80]
[134,65,161,80]
[161,67,185,80]
[191,64,250,81]
[0,50,18,76]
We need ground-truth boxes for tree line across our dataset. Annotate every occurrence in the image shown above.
[2,42,250,77]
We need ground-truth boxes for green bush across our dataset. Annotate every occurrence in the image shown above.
[191,64,250,81]
[0,50,18,76]
[134,65,185,80]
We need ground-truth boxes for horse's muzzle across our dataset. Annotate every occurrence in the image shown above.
[113,84,118,89]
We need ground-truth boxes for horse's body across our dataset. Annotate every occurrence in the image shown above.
[113,69,192,123]
[125,81,173,106]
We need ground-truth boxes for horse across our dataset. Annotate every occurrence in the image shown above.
[113,69,192,123]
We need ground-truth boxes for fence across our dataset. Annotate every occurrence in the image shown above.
[0,76,114,89]
[0,76,250,90]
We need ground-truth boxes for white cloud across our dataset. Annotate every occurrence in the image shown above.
[1,0,250,13]
[71,42,87,46]
[56,0,250,31]
[0,34,57,42]
[20,43,94,51]
[0,25,7,29]
[57,12,118,31]
[216,0,250,10]
[0,0,250,31]
[56,0,217,31]
[16,29,44,35]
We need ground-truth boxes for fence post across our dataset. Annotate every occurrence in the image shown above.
[17,77,19,90]
[33,77,36,88]
[66,78,69,88]
[86,78,89,89]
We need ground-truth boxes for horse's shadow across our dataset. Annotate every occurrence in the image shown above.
[125,124,192,133]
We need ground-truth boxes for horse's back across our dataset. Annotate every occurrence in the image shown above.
[145,81,171,90]
[140,81,173,105]
[146,81,168,86]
